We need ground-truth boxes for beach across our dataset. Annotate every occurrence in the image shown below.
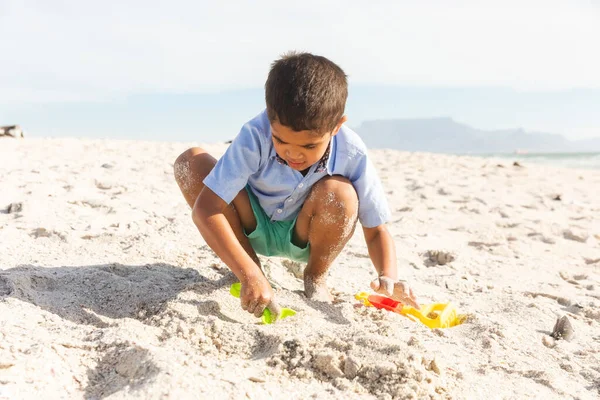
[1,137,599,399]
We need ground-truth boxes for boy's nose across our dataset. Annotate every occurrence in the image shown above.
[285,149,302,160]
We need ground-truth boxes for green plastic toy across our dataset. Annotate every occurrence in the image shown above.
[229,283,297,324]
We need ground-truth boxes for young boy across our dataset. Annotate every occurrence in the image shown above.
[174,52,419,320]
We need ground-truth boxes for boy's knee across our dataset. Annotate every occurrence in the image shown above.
[310,176,358,215]
[174,147,197,181]
[173,147,211,184]
[174,147,205,169]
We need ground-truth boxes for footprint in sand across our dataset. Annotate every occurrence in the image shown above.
[86,346,158,398]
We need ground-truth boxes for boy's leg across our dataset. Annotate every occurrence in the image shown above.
[292,176,359,301]
[174,147,260,265]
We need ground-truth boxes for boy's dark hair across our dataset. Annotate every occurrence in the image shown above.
[265,52,348,134]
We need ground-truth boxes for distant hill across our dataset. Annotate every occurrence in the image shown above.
[354,117,600,154]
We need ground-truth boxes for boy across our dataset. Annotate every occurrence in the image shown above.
[174,52,419,320]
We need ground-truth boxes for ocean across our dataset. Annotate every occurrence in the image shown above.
[480,152,600,170]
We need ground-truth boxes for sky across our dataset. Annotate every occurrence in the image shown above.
[1,0,599,140]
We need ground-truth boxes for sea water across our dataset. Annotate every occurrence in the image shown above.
[480,152,600,170]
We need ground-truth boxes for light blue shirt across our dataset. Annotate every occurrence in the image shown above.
[203,110,391,228]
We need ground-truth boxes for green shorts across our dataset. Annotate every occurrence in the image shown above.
[244,187,310,263]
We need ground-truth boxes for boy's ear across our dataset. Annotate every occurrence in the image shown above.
[331,115,347,136]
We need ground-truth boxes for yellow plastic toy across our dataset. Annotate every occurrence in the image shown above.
[355,292,464,329]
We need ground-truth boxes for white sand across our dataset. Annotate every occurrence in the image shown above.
[1,138,599,399]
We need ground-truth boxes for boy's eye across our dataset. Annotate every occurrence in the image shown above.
[304,145,316,149]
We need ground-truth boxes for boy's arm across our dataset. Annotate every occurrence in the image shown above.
[194,117,279,317]
[193,187,278,317]
[363,224,420,309]
[344,143,419,307]
[363,224,397,279]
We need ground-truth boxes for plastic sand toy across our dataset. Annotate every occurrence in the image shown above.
[230,283,297,324]
[355,292,464,329]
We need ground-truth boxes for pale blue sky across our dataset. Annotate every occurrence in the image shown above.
[1,0,599,140]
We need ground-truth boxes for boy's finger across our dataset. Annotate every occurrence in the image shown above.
[369,278,380,291]
[381,278,394,296]
[247,299,258,315]
[241,298,249,311]
[408,288,421,309]
[391,281,409,300]
[267,300,282,321]
[253,304,266,318]
[406,298,420,309]
[405,291,420,309]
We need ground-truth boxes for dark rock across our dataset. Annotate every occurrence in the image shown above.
[7,203,23,213]
[551,315,575,342]
[0,125,24,138]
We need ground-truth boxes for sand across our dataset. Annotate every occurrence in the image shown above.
[1,137,599,399]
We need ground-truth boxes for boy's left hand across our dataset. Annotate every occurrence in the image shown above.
[371,276,420,309]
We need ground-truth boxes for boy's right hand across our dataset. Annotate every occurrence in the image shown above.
[371,276,420,309]
[240,274,281,319]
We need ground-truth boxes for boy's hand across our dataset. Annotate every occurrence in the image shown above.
[240,274,280,318]
[371,276,420,309]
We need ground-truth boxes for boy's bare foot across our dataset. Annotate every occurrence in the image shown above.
[304,276,333,302]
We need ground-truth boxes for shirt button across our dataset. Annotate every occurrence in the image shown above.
[298,183,304,188]
[286,198,293,203]
[276,209,283,214]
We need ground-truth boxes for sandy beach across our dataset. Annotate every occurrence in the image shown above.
[1,137,599,399]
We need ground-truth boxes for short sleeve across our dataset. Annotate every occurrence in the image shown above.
[347,153,392,228]
[203,124,263,204]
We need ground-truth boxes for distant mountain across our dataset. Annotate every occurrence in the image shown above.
[354,117,600,154]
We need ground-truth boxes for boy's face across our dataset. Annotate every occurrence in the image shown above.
[271,116,347,171]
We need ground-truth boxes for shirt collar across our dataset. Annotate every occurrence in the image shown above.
[270,139,333,174]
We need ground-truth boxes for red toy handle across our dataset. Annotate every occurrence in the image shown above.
[367,294,403,312]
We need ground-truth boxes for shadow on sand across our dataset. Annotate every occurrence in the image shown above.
[0,262,236,326]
